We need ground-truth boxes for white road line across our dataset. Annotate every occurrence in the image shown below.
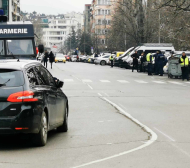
[154,127,175,142]
[82,79,92,83]
[103,92,109,97]
[168,81,186,86]
[117,80,129,83]
[72,75,81,81]
[152,81,166,84]
[135,80,148,84]
[87,84,93,90]
[100,80,110,83]
[98,93,103,97]
[170,143,190,158]
[73,98,157,168]
[64,79,74,82]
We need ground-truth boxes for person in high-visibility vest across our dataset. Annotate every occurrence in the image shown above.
[109,54,114,68]
[179,52,189,81]
[146,53,154,75]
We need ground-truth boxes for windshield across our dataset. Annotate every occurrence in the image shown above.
[6,39,34,55]
[0,40,4,55]
[56,54,64,57]
[0,69,24,87]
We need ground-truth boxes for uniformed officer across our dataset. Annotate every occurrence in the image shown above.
[153,51,160,75]
[131,51,139,72]
[109,54,114,68]
[146,53,154,75]
[179,52,189,81]
[157,51,165,76]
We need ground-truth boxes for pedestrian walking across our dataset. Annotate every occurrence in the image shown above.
[49,51,55,69]
[146,53,154,75]
[157,51,165,76]
[179,52,189,81]
[109,54,114,68]
[131,51,139,72]
[43,50,49,68]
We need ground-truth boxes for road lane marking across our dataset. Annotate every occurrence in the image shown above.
[134,80,148,84]
[64,79,74,82]
[154,127,175,142]
[72,75,81,81]
[103,92,109,97]
[98,93,103,97]
[152,81,166,84]
[87,84,93,90]
[168,81,186,86]
[170,143,190,158]
[100,80,110,83]
[117,80,129,83]
[82,79,92,83]
[73,98,158,168]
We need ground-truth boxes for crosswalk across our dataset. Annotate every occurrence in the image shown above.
[63,78,187,86]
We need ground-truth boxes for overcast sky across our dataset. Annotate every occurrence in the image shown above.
[21,0,92,14]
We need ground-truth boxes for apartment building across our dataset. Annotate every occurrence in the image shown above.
[90,0,117,46]
[84,4,91,33]
[0,0,21,21]
[42,12,83,52]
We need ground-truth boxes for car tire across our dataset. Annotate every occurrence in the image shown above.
[33,112,48,146]
[100,61,106,66]
[57,107,68,132]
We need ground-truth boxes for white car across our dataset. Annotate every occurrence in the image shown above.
[94,55,111,65]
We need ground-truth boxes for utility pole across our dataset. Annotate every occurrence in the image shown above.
[158,9,161,43]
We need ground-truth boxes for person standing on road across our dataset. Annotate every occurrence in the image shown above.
[131,51,139,72]
[157,51,165,76]
[179,52,189,81]
[146,53,154,76]
[43,50,49,68]
[154,51,160,75]
[49,51,55,69]
[109,54,114,68]
[140,52,145,72]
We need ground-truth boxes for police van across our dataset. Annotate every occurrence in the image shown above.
[122,43,175,68]
[0,21,37,60]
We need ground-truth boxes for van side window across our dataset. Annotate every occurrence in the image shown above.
[26,67,38,86]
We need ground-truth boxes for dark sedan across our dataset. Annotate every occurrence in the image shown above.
[0,60,69,146]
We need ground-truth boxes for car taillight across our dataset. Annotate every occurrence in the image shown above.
[7,91,38,102]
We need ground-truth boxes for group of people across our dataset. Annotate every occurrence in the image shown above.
[131,51,189,81]
[42,51,55,69]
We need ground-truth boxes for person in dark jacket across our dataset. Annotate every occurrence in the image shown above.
[131,51,139,72]
[179,52,189,81]
[49,51,55,69]
[139,52,145,72]
[44,51,49,68]
[157,51,165,76]
[154,51,160,75]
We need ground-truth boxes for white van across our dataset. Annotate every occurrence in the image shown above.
[122,43,175,68]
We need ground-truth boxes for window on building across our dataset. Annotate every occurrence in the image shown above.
[98,19,101,25]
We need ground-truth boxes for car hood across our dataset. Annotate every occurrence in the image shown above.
[56,57,66,60]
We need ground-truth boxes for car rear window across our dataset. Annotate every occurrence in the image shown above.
[0,69,24,87]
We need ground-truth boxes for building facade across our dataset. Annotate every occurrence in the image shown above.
[0,0,21,21]
[84,4,91,33]
[42,12,83,52]
[90,0,117,49]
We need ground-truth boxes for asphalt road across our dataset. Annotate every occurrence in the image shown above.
[1,62,190,168]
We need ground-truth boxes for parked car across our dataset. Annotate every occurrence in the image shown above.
[71,55,77,62]
[0,60,69,146]
[122,43,175,69]
[55,53,66,63]
[94,54,111,65]
[66,56,71,61]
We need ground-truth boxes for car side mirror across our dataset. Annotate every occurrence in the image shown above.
[57,80,64,88]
